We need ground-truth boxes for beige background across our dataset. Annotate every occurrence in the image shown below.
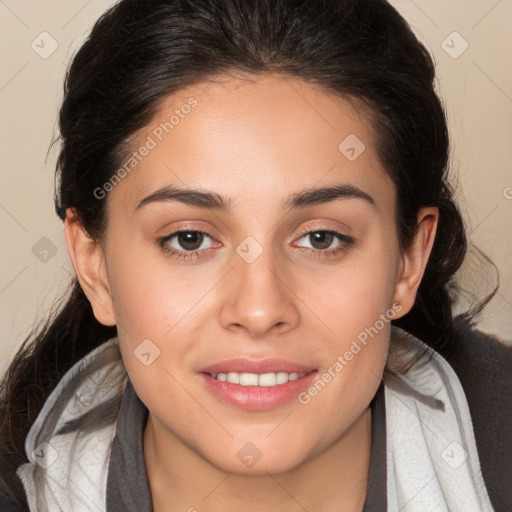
[1,0,511,375]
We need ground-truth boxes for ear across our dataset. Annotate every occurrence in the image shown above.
[392,206,439,319]
[63,208,116,326]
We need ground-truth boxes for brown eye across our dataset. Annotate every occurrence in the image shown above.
[293,229,355,259]
[158,229,216,259]
[308,231,336,250]
[175,231,205,251]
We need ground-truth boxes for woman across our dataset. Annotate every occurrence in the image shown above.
[1,0,510,510]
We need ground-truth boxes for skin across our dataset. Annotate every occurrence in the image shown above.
[64,72,438,512]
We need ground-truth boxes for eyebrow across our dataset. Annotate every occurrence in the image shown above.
[134,183,376,213]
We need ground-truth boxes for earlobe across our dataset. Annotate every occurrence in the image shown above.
[63,208,116,327]
[392,207,439,318]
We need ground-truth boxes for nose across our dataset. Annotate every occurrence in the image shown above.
[219,243,301,339]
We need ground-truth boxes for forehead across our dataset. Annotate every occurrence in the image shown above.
[107,72,395,217]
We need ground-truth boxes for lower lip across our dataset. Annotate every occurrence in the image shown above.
[198,371,318,410]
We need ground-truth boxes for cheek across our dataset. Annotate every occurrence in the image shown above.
[107,242,206,339]
[296,241,397,402]
[294,280,393,450]
[108,261,204,422]
[304,243,398,342]
[105,244,216,395]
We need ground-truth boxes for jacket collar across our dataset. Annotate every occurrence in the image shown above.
[16,327,496,512]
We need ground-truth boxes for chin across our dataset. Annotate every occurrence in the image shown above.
[205,445,310,476]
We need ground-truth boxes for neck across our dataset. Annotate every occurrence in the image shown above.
[144,407,372,512]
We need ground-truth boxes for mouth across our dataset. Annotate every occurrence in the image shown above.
[198,356,316,376]
[198,368,318,410]
[204,370,312,387]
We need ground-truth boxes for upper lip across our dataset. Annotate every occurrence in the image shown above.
[199,358,316,375]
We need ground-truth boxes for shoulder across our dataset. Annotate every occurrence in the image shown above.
[438,314,512,511]
[442,313,512,400]
[0,492,28,512]
[450,313,511,367]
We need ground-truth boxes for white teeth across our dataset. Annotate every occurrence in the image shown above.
[227,372,239,384]
[276,372,289,384]
[209,371,307,386]
[240,373,259,386]
[258,372,277,386]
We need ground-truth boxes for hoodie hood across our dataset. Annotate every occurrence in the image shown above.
[17,338,127,512]
[16,328,495,511]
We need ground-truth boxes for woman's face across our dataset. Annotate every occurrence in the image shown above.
[68,72,435,474]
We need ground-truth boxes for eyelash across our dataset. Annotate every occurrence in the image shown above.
[157,227,355,261]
